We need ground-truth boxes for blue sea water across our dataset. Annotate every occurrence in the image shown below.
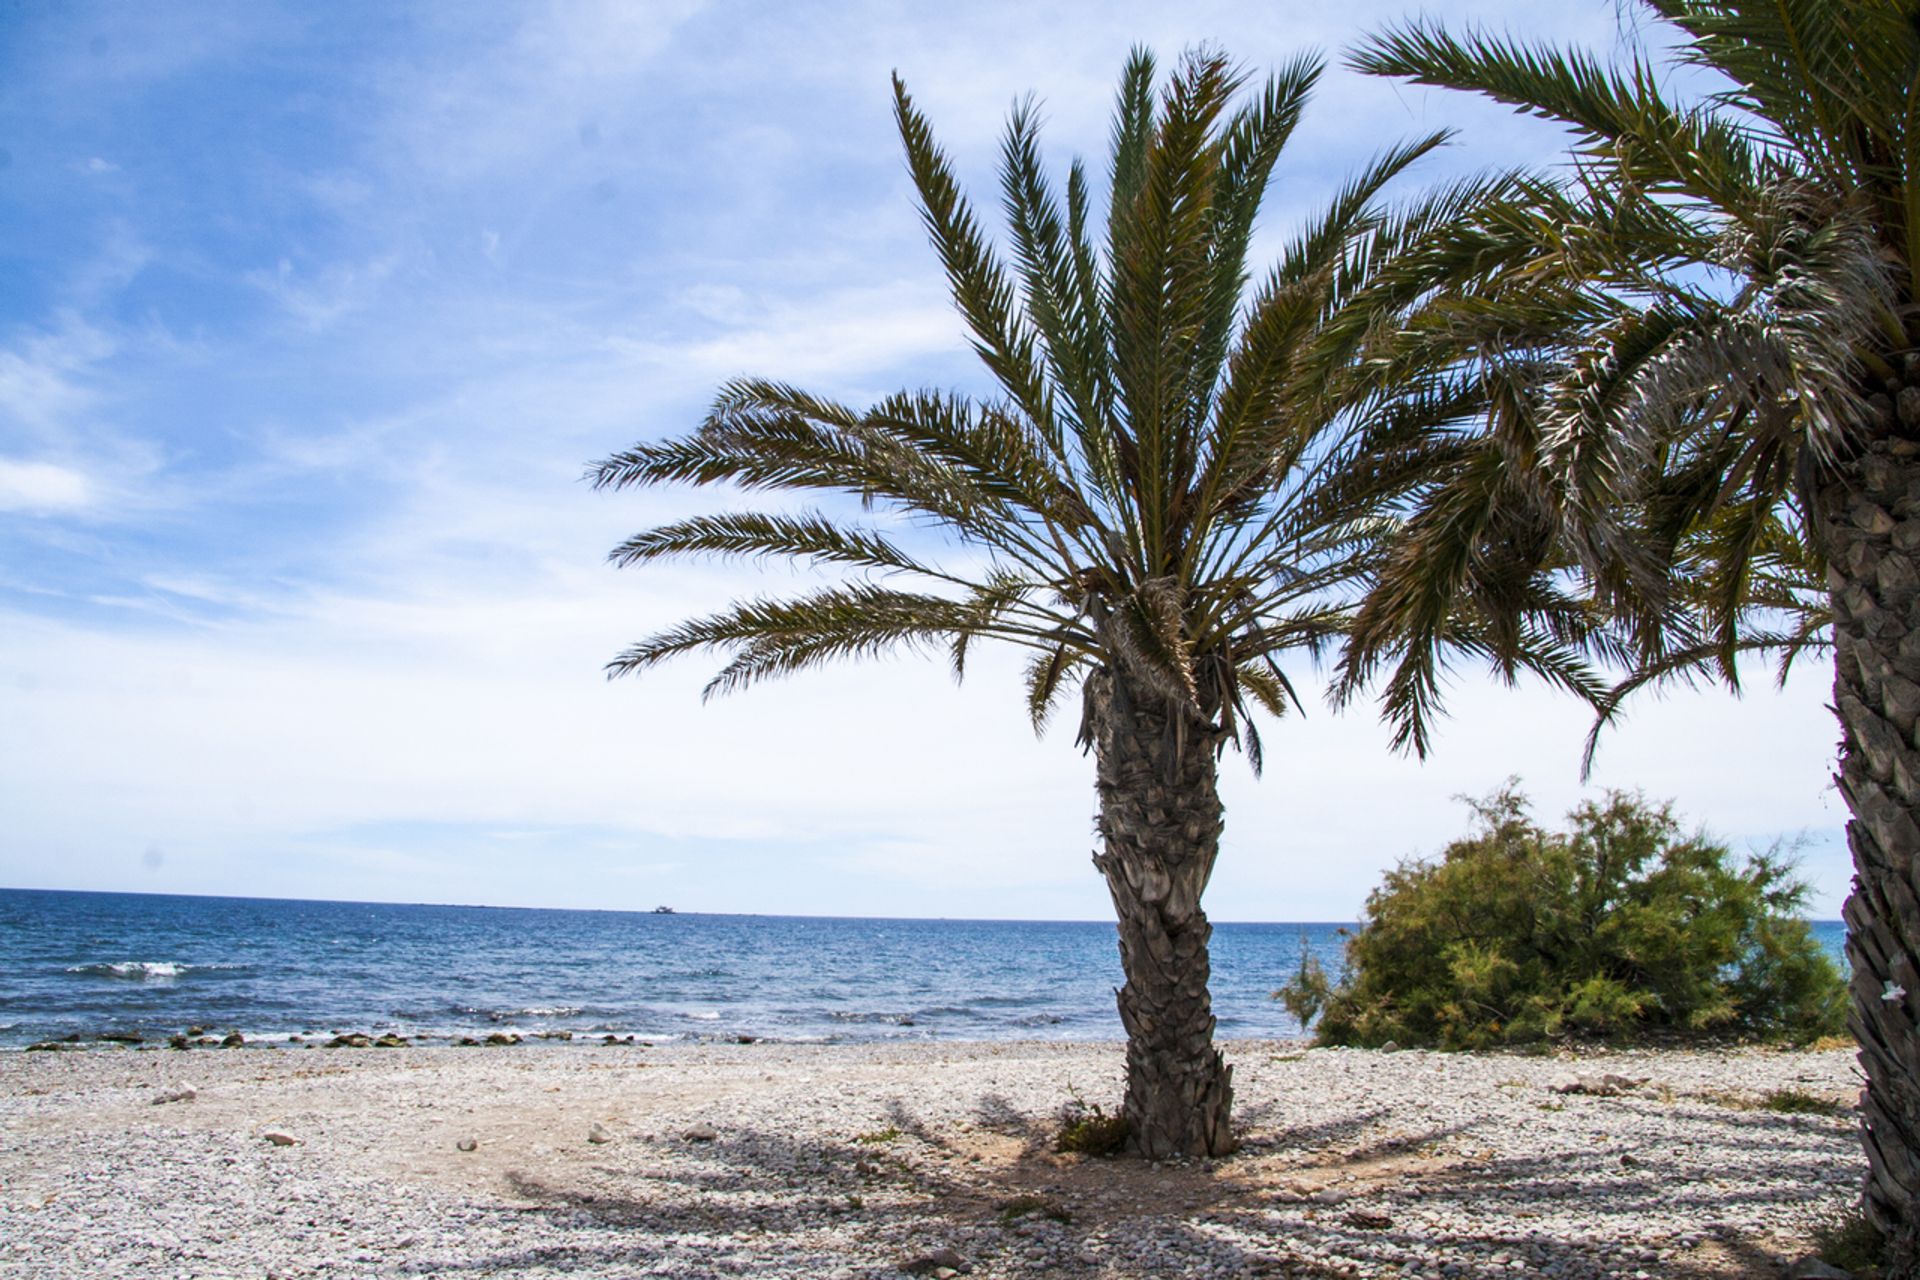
[0,888,1850,1049]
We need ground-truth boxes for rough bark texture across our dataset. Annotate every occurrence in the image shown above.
[1084,665,1235,1159]
[1821,369,1920,1275]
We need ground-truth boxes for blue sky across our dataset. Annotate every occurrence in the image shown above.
[0,1,1849,921]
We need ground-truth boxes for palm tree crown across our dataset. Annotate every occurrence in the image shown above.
[1346,1,1912,688]
[595,48,1475,764]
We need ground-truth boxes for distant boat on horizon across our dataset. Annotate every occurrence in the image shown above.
[652,905,675,914]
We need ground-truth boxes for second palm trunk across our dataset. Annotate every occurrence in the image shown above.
[1823,424,1920,1275]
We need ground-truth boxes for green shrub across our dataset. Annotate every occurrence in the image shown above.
[1310,783,1847,1050]
[1273,934,1335,1032]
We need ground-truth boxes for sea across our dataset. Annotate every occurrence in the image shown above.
[0,888,1852,1049]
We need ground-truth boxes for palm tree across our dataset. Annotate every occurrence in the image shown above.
[1349,2,1920,1261]
[590,48,1539,1157]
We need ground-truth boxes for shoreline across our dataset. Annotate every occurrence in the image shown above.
[1,1039,1859,1279]
[9,1031,1302,1052]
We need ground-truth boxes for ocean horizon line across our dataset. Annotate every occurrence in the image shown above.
[0,884,1853,927]
[0,883,1371,927]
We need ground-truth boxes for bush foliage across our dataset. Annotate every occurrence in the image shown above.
[1289,784,1846,1049]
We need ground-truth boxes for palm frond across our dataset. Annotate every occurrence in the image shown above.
[894,74,1054,436]
[1351,20,1765,212]
[1025,644,1081,731]
[609,511,934,577]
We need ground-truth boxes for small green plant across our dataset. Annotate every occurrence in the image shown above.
[1759,1088,1847,1117]
[1054,1086,1127,1156]
[1700,1087,1846,1116]
[853,1126,902,1144]
[1311,784,1847,1050]
[997,1193,1072,1223]
[1811,1204,1886,1277]
[1056,1107,1127,1156]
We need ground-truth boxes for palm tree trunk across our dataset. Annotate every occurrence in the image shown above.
[1084,666,1235,1159]
[1821,412,1920,1271]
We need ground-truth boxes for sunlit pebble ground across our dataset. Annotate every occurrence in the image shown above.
[0,1040,1859,1279]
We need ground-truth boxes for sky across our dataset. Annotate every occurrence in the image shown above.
[0,1,1851,922]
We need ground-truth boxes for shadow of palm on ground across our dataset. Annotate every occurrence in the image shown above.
[391,1076,1858,1279]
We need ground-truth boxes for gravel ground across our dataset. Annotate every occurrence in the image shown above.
[0,1039,1861,1278]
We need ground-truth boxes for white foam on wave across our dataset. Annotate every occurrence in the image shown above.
[68,961,188,980]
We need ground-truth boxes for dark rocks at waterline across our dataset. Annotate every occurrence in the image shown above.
[319,1032,408,1048]
[24,1029,887,1052]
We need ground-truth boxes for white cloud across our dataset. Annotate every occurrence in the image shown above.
[0,535,1847,920]
[604,279,963,388]
[0,458,92,512]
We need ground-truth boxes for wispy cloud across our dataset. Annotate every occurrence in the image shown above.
[0,317,113,440]
[245,253,404,331]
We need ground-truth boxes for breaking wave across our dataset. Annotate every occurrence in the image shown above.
[65,960,241,980]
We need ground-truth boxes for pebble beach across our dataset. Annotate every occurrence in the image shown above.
[0,1039,1860,1279]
